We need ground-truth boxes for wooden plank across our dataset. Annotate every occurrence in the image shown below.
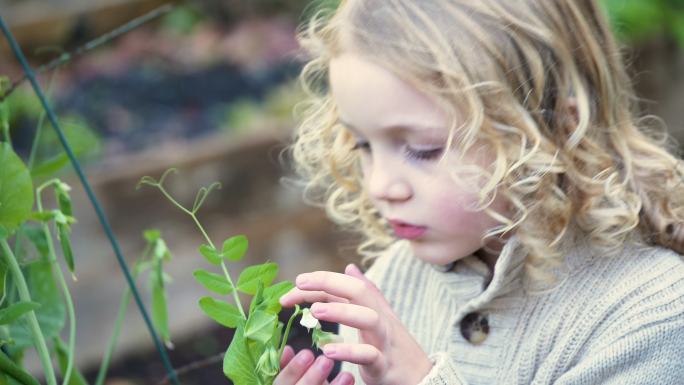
[0,0,170,55]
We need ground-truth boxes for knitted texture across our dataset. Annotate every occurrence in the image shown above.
[338,232,684,384]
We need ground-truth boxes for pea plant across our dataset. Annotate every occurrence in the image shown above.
[138,169,342,385]
[0,78,174,385]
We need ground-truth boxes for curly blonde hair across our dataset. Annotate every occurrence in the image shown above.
[289,0,684,285]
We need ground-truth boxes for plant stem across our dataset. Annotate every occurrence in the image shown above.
[27,67,58,171]
[0,349,41,385]
[46,235,76,385]
[9,70,59,289]
[190,214,213,249]
[155,184,247,320]
[95,246,149,385]
[36,179,77,385]
[94,286,131,385]
[278,306,302,360]
[1,122,9,145]
[220,261,246,319]
[0,239,58,385]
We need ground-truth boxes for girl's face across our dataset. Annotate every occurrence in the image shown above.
[329,53,510,267]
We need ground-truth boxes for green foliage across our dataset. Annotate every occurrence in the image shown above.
[193,269,233,295]
[161,4,204,35]
[237,262,278,295]
[601,0,684,46]
[198,297,242,328]
[223,235,248,262]
[0,143,34,235]
[199,244,223,265]
[8,261,66,351]
[0,302,40,325]
[30,115,102,179]
[140,169,307,385]
[54,337,89,385]
[0,84,175,385]
[221,80,307,133]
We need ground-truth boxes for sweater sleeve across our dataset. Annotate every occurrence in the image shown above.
[413,351,468,385]
[555,317,684,385]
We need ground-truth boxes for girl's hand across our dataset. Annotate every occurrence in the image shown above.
[279,264,434,385]
[274,345,355,385]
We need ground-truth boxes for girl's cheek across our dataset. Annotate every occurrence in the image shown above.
[432,190,489,228]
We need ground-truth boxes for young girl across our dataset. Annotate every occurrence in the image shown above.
[275,1,684,384]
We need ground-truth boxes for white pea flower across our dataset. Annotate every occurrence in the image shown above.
[300,308,321,330]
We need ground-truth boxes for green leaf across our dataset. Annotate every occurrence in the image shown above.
[0,261,7,302]
[30,154,70,179]
[0,143,34,234]
[199,244,222,265]
[30,115,101,178]
[193,269,233,295]
[144,229,161,242]
[237,262,278,295]
[0,95,8,135]
[53,337,88,385]
[29,211,58,222]
[153,238,171,261]
[244,310,277,345]
[21,225,49,259]
[198,297,242,328]
[222,235,248,262]
[262,280,295,314]
[9,261,66,349]
[152,278,170,344]
[0,302,40,325]
[57,223,75,274]
[0,226,7,240]
[249,281,265,315]
[223,322,261,385]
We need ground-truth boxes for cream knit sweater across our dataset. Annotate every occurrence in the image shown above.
[337,231,684,384]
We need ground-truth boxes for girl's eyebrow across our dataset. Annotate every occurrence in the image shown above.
[337,118,438,136]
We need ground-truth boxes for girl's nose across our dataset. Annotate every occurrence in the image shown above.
[367,165,412,202]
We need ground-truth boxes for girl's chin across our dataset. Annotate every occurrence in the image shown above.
[407,241,470,266]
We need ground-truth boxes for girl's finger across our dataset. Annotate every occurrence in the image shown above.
[293,271,375,308]
[280,287,351,307]
[321,343,383,378]
[295,355,335,385]
[280,345,296,369]
[310,302,383,335]
[273,349,315,385]
[330,372,355,385]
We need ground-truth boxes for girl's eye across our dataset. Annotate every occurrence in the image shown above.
[405,146,443,161]
[352,141,371,152]
[351,141,443,161]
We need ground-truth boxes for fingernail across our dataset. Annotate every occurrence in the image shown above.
[312,304,326,316]
[332,373,353,385]
[296,351,313,366]
[323,345,336,356]
[315,355,333,371]
[296,275,310,287]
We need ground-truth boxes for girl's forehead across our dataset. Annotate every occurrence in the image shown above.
[329,53,451,135]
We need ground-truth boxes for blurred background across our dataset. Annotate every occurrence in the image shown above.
[0,0,683,384]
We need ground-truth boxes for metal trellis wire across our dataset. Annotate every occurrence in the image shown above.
[0,12,182,385]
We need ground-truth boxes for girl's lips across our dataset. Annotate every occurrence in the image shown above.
[388,220,427,240]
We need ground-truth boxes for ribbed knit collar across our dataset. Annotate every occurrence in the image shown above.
[426,226,602,306]
[428,233,526,291]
